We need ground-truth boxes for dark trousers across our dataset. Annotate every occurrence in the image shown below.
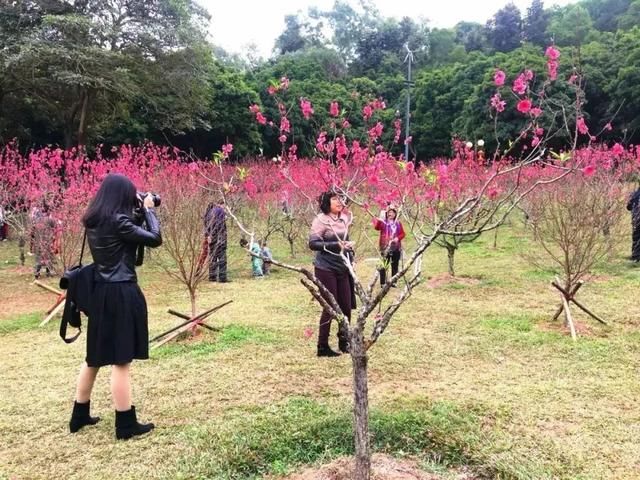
[315,267,352,348]
[209,241,227,281]
[633,223,640,260]
[379,249,401,285]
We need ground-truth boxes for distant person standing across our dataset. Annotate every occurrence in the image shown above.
[0,205,7,241]
[627,187,640,261]
[261,239,273,275]
[372,207,405,286]
[32,205,56,278]
[204,200,228,282]
[250,238,263,277]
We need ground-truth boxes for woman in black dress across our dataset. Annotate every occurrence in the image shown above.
[68,173,162,440]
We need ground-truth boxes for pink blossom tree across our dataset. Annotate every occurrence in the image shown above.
[210,45,586,480]
[523,146,635,338]
[148,158,214,320]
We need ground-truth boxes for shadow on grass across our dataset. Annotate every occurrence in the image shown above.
[167,397,578,480]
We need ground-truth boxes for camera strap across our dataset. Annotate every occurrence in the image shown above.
[78,229,87,266]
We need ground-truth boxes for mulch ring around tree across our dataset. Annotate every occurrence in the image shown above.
[425,273,481,289]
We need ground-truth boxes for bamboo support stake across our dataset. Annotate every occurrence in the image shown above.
[33,280,62,296]
[40,301,65,327]
[561,292,577,341]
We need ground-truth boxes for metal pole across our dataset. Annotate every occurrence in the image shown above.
[403,44,414,162]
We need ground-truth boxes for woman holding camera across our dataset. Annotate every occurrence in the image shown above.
[69,173,162,440]
[308,191,354,357]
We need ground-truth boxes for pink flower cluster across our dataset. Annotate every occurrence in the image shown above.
[300,98,314,120]
[512,70,532,96]
[393,118,402,144]
[329,101,340,117]
[491,93,506,113]
[362,98,386,121]
[221,143,233,158]
[368,122,384,141]
[249,104,267,125]
[577,117,589,135]
[545,46,560,81]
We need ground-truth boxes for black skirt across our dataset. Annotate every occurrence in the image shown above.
[86,282,149,367]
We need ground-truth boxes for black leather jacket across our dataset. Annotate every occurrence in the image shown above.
[87,208,162,283]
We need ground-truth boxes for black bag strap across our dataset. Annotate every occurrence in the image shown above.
[60,311,82,344]
[59,230,87,343]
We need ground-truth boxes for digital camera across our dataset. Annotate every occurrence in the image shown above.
[137,192,161,208]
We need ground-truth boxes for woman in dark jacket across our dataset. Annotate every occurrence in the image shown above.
[308,191,354,357]
[68,173,162,440]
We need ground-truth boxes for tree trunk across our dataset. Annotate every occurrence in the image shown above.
[493,228,499,249]
[288,236,295,257]
[76,91,89,146]
[64,128,74,150]
[351,328,371,480]
[18,235,25,266]
[190,291,197,319]
[446,246,456,277]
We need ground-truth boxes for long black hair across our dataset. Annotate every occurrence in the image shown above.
[82,173,137,228]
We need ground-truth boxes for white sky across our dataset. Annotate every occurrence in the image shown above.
[201,0,578,58]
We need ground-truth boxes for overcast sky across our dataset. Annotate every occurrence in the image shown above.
[200,0,578,57]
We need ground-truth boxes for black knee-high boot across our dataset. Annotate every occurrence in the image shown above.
[115,406,154,440]
[69,400,101,433]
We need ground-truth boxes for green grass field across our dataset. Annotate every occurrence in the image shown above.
[0,223,638,480]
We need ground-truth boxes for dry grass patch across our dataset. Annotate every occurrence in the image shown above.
[0,227,639,479]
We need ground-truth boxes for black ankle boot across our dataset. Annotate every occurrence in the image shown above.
[69,400,101,433]
[317,345,341,357]
[115,406,154,440]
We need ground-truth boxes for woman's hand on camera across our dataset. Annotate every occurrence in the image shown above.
[143,194,155,209]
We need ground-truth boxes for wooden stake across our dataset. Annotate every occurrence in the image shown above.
[551,280,606,325]
[551,282,582,321]
[561,292,577,341]
[46,294,66,315]
[33,280,62,296]
[150,300,232,349]
[40,301,65,327]
[570,298,607,325]
[551,303,564,322]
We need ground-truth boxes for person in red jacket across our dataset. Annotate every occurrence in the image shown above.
[373,207,405,287]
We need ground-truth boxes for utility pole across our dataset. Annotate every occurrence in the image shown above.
[403,43,415,162]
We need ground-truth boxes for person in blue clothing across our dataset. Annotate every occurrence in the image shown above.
[250,238,263,277]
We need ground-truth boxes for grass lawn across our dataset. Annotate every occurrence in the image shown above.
[0,223,638,480]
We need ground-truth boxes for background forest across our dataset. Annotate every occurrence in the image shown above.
[1,0,639,159]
